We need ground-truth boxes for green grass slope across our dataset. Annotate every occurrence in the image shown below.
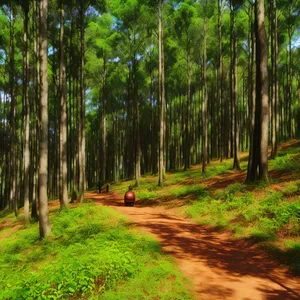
[111,141,300,274]
[0,204,193,300]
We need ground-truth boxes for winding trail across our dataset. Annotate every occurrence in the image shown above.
[86,191,300,300]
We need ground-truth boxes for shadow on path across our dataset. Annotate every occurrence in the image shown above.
[87,191,300,300]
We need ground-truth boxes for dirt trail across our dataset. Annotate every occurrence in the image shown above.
[86,191,300,300]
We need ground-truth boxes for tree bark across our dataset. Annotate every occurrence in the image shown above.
[202,4,208,174]
[233,34,241,170]
[78,5,86,202]
[257,0,269,181]
[218,0,223,162]
[158,0,165,186]
[270,0,278,158]
[59,0,68,209]
[23,3,30,223]
[9,6,17,215]
[39,0,51,237]
[247,0,269,183]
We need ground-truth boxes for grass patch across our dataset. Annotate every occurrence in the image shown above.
[110,142,300,274]
[269,152,300,172]
[169,185,208,199]
[263,240,300,275]
[202,161,233,178]
[0,204,193,299]
[185,184,300,272]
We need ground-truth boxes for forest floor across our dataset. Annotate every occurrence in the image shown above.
[1,141,300,299]
[86,192,300,300]
[86,139,300,299]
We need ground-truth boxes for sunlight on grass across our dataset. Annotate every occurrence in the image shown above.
[0,204,193,299]
[269,153,300,172]
[109,143,300,273]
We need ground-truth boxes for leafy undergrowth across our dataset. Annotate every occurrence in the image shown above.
[185,184,300,273]
[111,141,300,274]
[0,204,193,300]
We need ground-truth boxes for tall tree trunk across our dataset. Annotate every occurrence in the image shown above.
[247,0,269,183]
[233,35,241,170]
[275,7,279,148]
[78,6,86,202]
[31,0,39,220]
[23,3,30,223]
[202,4,208,174]
[218,0,223,162]
[270,0,278,158]
[9,6,17,215]
[288,25,294,139]
[39,0,51,237]
[100,58,107,185]
[158,0,165,186]
[134,57,141,186]
[59,0,68,209]
[185,51,191,170]
[246,3,256,181]
[257,0,269,181]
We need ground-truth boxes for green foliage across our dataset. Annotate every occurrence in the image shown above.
[169,185,207,199]
[135,189,157,201]
[186,185,300,239]
[265,240,300,275]
[202,161,233,178]
[269,153,300,172]
[0,205,192,299]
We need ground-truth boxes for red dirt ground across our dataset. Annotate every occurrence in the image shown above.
[86,191,300,300]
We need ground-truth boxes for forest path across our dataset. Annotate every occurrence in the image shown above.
[86,191,300,300]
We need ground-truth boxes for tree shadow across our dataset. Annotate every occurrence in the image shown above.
[134,214,300,299]
[87,191,300,299]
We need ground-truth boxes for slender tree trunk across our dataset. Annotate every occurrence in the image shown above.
[134,56,141,186]
[9,6,17,215]
[233,36,241,170]
[246,2,256,182]
[78,6,86,202]
[158,0,165,186]
[101,78,107,185]
[31,0,39,220]
[218,0,223,162]
[59,0,68,209]
[270,0,278,158]
[275,8,279,148]
[288,27,294,139]
[23,4,30,223]
[257,0,269,181]
[185,50,191,170]
[39,0,51,237]
[202,5,208,174]
[247,0,269,183]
